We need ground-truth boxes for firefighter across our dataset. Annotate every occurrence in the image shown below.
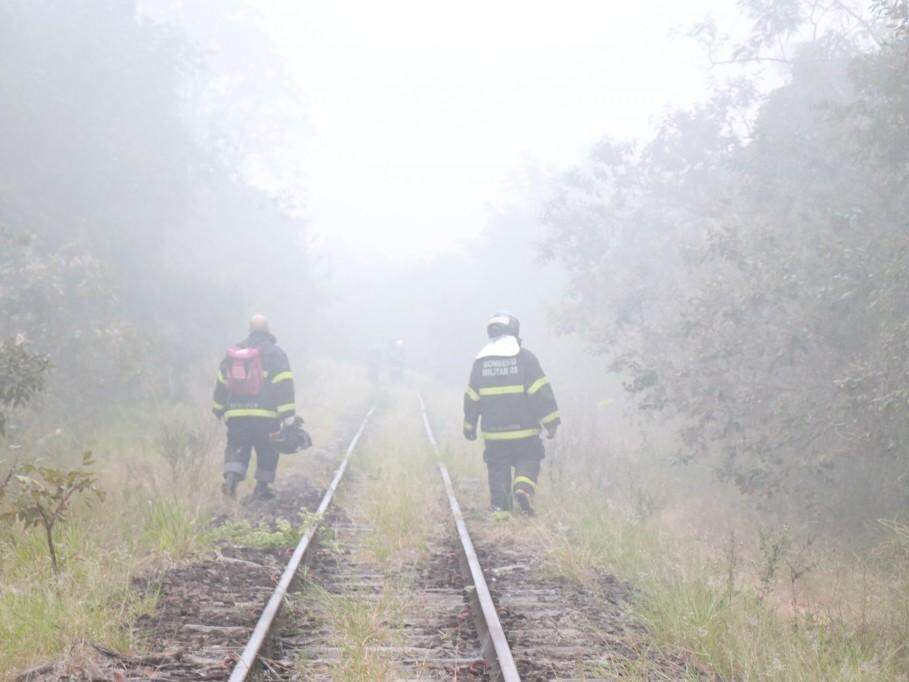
[388,339,406,382]
[463,313,560,515]
[212,314,296,501]
[367,343,383,383]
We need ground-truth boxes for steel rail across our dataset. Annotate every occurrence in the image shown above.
[418,393,521,682]
[228,407,376,682]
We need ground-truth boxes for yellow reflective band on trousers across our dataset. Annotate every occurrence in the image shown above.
[463,420,476,431]
[217,371,226,385]
[527,376,550,395]
[478,384,525,396]
[224,408,278,420]
[271,371,293,384]
[541,410,560,425]
[277,403,295,414]
[482,428,541,440]
[465,386,480,401]
[513,475,537,490]
[212,401,225,411]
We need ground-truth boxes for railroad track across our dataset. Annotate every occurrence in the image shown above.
[19,396,703,681]
[227,397,520,681]
[227,407,376,680]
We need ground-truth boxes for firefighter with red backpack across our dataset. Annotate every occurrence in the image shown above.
[212,315,307,500]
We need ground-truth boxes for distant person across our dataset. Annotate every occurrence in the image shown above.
[367,343,383,384]
[463,313,560,515]
[212,314,297,501]
[388,338,406,382]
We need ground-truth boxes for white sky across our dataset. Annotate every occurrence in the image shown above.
[250,0,740,257]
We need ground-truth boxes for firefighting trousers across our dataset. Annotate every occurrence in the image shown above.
[483,437,544,511]
[223,418,280,483]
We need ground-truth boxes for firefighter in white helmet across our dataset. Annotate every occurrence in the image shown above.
[463,313,560,515]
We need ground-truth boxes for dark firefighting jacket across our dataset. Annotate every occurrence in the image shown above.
[463,336,560,441]
[211,331,295,423]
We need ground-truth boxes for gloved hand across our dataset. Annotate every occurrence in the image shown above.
[545,424,558,439]
[463,425,477,441]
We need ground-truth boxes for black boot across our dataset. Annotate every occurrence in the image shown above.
[514,489,535,517]
[222,472,240,499]
[251,480,275,501]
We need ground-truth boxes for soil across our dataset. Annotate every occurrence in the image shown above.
[16,474,325,682]
[470,518,714,680]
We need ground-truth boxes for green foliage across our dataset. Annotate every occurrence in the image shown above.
[0,0,314,419]
[0,339,50,436]
[0,510,156,676]
[543,2,909,529]
[1,452,104,575]
[141,499,210,560]
[532,475,906,679]
[211,515,310,550]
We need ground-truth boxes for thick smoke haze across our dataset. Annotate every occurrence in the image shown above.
[2,1,909,677]
[250,0,747,256]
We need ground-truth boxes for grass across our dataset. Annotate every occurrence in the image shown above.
[420,383,909,681]
[299,584,403,682]
[294,397,448,680]
[524,475,908,680]
[140,498,214,560]
[355,413,440,570]
[0,408,222,677]
[0,517,161,675]
[0,361,378,679]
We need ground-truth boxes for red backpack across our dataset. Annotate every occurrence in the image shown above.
[226,346,264,396]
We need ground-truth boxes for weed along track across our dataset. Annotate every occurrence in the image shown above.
[208,396,525,681]
[269,482,486,680]
[253,399,510,681]
[70,396,694,681]
[419,395,707,681]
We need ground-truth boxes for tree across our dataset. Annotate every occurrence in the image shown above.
[0,338,50,437]
[0,1,313,417]
[543,1,909,530]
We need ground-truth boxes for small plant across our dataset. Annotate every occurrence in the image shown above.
[156,421,209,483]
[304,585,401,681]
[723,529,739,604]
[211,513,315,550]
[756,526,791,602]
[784,535,818,616]
[631,484,665,523]
[0,456,16,502]
[1,451,104,575]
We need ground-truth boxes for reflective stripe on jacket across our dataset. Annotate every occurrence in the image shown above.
[463,342,560,441]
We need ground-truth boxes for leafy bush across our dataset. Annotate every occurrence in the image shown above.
[156,421,211,485]
[541,2,909,531]
[1,452,104,575]
[0,338,50,436]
